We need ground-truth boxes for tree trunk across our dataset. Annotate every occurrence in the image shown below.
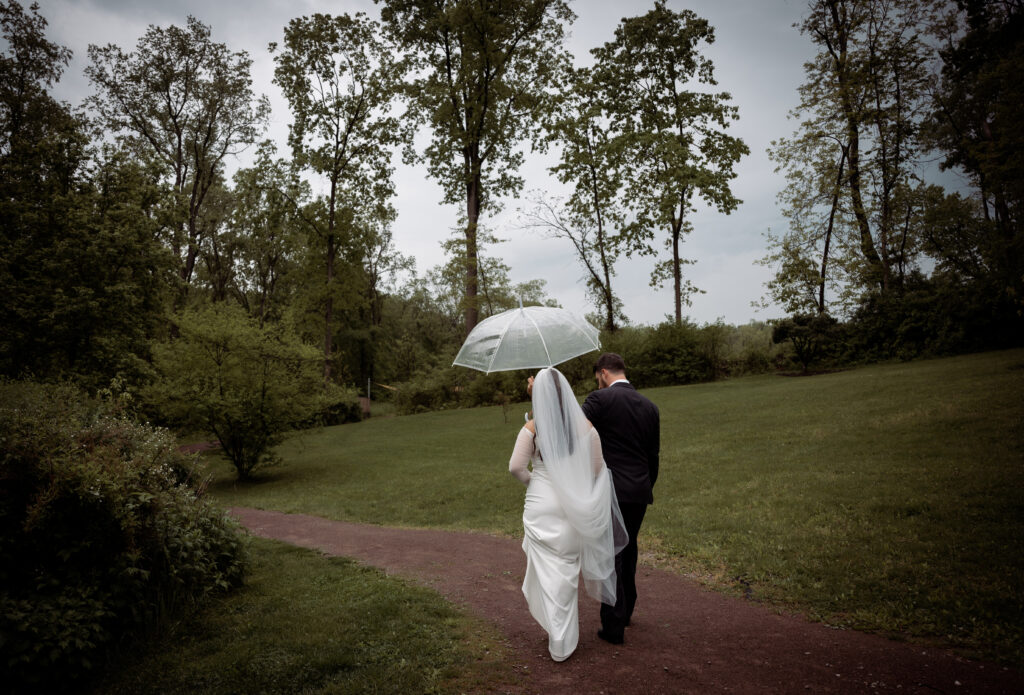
[820,147,847,313]
[464,164,481,336]
[672,223,683,326]
[324,180,337,385]
[584,136,616,333]
[827,0,884,292]
[599,231,615,333]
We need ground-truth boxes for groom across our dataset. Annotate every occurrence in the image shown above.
[582,352,660,645]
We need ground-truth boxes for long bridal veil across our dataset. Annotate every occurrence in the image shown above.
[532,367,628,605]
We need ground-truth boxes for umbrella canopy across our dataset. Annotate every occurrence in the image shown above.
[452,305,601,373]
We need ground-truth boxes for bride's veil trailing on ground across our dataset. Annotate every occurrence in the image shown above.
[532,367,628,604]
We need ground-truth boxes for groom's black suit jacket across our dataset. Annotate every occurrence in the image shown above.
[581,381,660,505]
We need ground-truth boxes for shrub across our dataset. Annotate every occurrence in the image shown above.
[772,313,841,373]
[147,304,327,480]
[846,272,1022,361]
[393,368,462,414]
[0,381,248,693]
[604,323,712,388]
[721,321,781,376]
[303,386,363,427]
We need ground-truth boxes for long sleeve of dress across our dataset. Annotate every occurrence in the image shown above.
[509,426,535,485]
[589,427,604,477]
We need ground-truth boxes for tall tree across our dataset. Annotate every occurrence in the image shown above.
[523,67,626,332]
[592,1,748,325]
[271,12,402,384]
[766,123,857,314]
[926,0,1023,315]
[230,142,309,325]
[521,192,625,331]
[193,178,238,303]
[1,1,169,386]
[766,0,933,314]
[379,0,574,335]
[86,16,270,296]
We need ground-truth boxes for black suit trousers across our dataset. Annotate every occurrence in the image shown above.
[600,501,648,637]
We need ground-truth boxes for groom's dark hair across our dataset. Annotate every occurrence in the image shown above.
[593,352,626,374]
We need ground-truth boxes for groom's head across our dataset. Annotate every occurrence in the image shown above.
[593,353,626,389]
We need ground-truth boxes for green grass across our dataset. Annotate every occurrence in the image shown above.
[90,538,509,695]
[209,405,531,534]
[207,349,1024,664]
[647,350,1024,663]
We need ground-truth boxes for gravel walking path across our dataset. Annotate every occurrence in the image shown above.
[229,507,1021,694]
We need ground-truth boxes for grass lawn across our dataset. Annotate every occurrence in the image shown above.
[90,538,509,695]
[207,349,1024,664]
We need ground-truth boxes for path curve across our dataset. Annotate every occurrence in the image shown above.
[228,507,1022,695]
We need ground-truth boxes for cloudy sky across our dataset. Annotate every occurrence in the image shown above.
[42,0,816,326]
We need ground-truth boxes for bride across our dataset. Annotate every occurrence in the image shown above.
[508,367,627,661]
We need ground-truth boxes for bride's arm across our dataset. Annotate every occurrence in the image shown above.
[508,425,535,485]
[589,427,605,477]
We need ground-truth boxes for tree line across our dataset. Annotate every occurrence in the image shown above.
[0,0,753,469]
[762,0,1023,359]
[2,0,1022,474]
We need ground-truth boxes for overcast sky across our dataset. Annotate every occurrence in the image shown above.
[42,0,816,326]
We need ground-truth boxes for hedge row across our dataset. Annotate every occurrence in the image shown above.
[0,381,248,692]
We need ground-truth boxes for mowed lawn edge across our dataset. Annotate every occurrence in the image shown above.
[89,538,512,695]
[207,349,1024,665]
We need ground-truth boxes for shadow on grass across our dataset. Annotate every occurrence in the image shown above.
[207,471,291,491]
[775,368,848,377]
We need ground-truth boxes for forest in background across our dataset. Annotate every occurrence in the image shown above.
[1,0,1021,468]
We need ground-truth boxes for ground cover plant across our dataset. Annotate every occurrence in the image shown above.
[208,349,1024,665]
[89,537,508,694]
[0,381,247,692]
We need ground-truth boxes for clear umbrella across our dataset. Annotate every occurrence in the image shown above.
[452,303,601,373]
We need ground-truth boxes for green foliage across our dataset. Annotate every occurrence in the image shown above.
[530,65,628,332]
[846,271,1020,361]
[0,3,170,390]
[602,323,710,387]
[381,0,574,331]
[148,304,337,480]
[90,538,508,695]
[766,0,934,311]
[0,380,247,693]
[926,1,1023,297]
[600,321,780,388]
[271,11,403,383]
[390,318,781,415]
[86,15,270,290]
[229,142,309,324]
[591,1,747,324]
[392,370,457,415]
[391,367,527,416]
[772,313,840,373]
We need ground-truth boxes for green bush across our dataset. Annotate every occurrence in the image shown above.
[147,304,328,480]
[0,381,247,693]
[393,368,462,414]
[391,320,781,416]
[772,313,841,372]
[847,272,1022,361]
[720,321,782,376]
[603,323,712,387]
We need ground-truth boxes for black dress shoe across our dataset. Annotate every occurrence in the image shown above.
[597,629,624,645]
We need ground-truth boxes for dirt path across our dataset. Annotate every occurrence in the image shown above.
[228,507,1021,694]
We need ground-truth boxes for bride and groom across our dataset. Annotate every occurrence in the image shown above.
[508,352,661,661]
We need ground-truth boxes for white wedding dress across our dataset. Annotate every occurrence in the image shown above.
[508,368,626,662]
[509,426,605,660]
